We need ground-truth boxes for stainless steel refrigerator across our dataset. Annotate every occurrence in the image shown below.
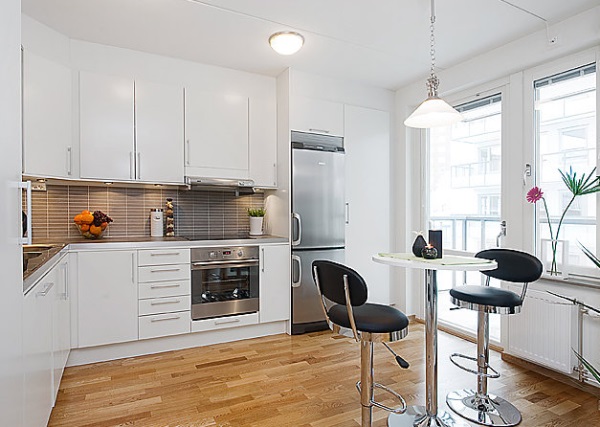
[291,131,345,334]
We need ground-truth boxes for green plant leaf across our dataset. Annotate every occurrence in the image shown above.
[573,350,600,383]
[577,241,600,269]
[559,167,600,197]
[247,208,266,217]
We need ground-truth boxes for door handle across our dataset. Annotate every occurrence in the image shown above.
[19,181,32,245]
[291,255,302,287]
[345,203,350,224]
[291,212,302,246]
[496,220,506,247]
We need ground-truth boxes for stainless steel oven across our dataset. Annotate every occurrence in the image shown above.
[191,246,259,320]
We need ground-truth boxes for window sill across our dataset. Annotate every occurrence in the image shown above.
[539,273,600,290]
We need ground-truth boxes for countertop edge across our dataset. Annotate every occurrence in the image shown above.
[23,246,69,295]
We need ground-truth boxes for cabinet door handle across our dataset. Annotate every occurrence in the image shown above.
[151,315,181,323]
[150,283,181,289]
[150,252,181,257]
[185,139,190,165]
[150,299,181,305]
[345,202,350,224]
[66,146,72,176]
[291,255,302,287]
[261,247,265,273]
[215,318,240,325]
[36,282,55,297]
[132,253,136,284]
[20,181,32,245]
[136,152,141,180]
[308,128,330,134]
[63,262,69,299]
[150,268,181,273]
[129,152,134,180]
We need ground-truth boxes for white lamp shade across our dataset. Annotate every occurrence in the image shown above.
[404,97,463,128]
[269,32,304,55]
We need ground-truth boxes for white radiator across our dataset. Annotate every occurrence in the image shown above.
[506,287,575,374]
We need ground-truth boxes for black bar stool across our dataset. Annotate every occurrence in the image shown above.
[446,249,543,426]
[312,260,410,427]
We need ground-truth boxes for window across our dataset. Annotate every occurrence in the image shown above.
[534,63,597,278]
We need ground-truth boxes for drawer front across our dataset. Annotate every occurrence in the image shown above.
[139,295,191,316]
[139,311,190,340]
[138,249,190,266]
[191,312,259,333]
[138,264,190,283]
[139,281,190,299]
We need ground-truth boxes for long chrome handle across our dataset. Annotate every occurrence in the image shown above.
[150,267,181,273]
[20,181,32,245]
[345,203,350,224]
[308,128,330,134]
[150,252,182,257]
[150,299,181,305]
[131,252,136,284]
[496,220,506,247]
[192,260,259,269]
[63,261,69,300]
[36,282,55,297]
[150,283,181,289]
[291,255,302,287]
[215,318,240,325]
[185,139,190,165]
[136,152,141,180]
[129,152,134,180]
[291,212,302,246]
[151,315,181,323]
[66,146,72,176]
[261,247,265,273]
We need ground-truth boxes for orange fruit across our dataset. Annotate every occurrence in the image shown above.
[89,225,102,236]
[74,214,83,225]
[100,222,108,230]
[80,224,90,232]
[82,210,91,215]
[82,213,94,225]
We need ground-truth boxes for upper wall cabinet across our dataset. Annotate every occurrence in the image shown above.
[79,71,184,184]
[290,96,344,137]
[185,88,249,180]
[249,96,277,188]
[22,50,74,179]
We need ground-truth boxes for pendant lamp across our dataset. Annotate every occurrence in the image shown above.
[404,0,462,128]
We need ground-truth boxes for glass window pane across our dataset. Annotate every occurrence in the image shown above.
[534,64,597,274]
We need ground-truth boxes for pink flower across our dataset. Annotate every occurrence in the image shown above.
[526,186,543,203]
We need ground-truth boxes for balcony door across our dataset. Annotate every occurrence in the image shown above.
[427,91,505,341]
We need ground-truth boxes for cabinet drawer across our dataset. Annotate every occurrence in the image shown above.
[139,311,190,340]
[191,312,259,333]
[138,264,190,283]
[139,295,191,316]
[139,281,190,299]
[138,249,190,266]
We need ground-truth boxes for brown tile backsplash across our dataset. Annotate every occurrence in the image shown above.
[27,184,264,242]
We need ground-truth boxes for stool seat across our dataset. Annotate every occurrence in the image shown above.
[329,303,409,334]
[450,285,522,308]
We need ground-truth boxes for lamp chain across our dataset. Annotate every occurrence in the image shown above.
[426,0,439,98]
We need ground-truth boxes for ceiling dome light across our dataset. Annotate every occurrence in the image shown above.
[269,31,304,55]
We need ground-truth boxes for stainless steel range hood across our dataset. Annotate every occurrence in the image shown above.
[185,177,255,188]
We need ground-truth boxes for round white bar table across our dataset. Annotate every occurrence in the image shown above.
[373,253,497,427]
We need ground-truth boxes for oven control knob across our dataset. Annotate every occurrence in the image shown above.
[237,250,243,257]
[209,251,217,259]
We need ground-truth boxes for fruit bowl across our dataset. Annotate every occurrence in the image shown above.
[73,210,113,239]
[75,223,107,239]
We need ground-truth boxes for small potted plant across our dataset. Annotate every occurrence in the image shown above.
[247,208,266,236]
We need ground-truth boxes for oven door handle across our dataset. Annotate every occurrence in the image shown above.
[192,259,259,269]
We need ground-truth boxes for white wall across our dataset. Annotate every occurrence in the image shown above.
[394,6,600,316]
[0,1,24,426]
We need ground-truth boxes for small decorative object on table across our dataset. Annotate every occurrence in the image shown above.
[165,198,175,237]
[73,210,113,239]
[248,208,266,236]
[412,232,427,257]
[526,167,600,276]
[421,244,438,259]
[428,229,443,259]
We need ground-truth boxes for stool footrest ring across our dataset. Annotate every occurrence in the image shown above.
[450,353,501,379]
[356,381,407,414]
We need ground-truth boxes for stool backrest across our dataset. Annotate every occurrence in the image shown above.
[475,249,543,283]
[312,260,368,306]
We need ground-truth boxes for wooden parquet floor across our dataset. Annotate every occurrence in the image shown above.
[49,323,600,427]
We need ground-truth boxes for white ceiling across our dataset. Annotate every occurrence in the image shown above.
[21,0,600,90]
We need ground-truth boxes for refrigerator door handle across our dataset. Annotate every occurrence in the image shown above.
[291,212,302,246]
[291,255,302,287]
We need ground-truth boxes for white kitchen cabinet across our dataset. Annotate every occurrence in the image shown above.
[135,80,184,183]
[259,244,290,323]
[80,71,184,184]
[80,71,134,181]
[290,96,344,137]
[344,105,391,304]
[22,50,74,178]
[77,250,138,347]
[185,88,249,179]
[52,256,70,401]
[23,269,56,427]
[249,96,277,188]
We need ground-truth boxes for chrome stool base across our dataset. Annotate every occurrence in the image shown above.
[388,406,472,427]
[446,389,522,426]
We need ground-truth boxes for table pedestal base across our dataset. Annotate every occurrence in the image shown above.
[388,406,472,427]
[446,389,522,426]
